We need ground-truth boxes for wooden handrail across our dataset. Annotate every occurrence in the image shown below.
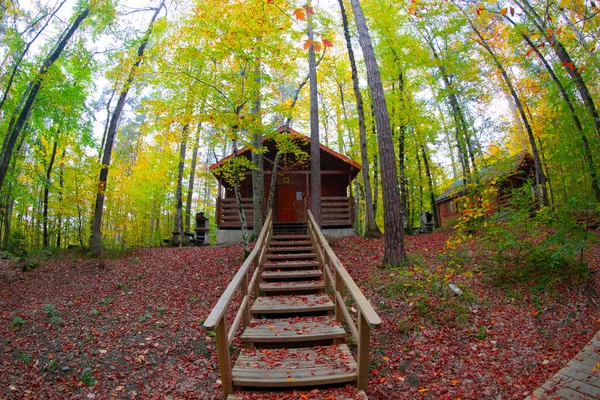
[204,209,272,330]
[307,210,381,391]
[202,209,273,395]
[307,210,381,329]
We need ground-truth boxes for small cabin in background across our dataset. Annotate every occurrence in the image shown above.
[209,128,361,243]
[435,152,535,226]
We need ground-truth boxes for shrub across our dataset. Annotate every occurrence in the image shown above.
[43,304,64,326]
[447,183,592,291]
[11,316,27,330]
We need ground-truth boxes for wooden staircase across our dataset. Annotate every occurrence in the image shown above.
[203,211,380,399]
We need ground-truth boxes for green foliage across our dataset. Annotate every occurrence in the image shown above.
[384,264,479,326]
[44,304,64,326]
[79,368,96,386]
[11,316,27,330]
[448,184,592,291]
[7,232,26,257]
[16,352,32,365]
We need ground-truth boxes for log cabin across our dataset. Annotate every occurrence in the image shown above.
[435,152,535,226]
[209,128,361,243]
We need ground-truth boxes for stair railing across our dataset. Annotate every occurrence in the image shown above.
[203,209,273,396]
[307,210,382,391]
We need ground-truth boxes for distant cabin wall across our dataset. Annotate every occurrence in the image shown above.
[436,197,461,227]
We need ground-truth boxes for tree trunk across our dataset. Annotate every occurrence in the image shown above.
[416,144,423,217]
[307,1,321,226]
[56,149,65,247]
[437,103,458,179]
[459,5,548,206]
[0,8,90,193]
[350,0,405,266]
[337,0,380,237]
[185,123,202,232]
[396,73,410,234]
[373,152,379,218]
[233,139,250,256]
[423,37,470,180]
[421,145,439,227]
[43,140,58,247]
[267,152,280,213]
[173,124,189,246]
[99,89,115,162]
[251,82,264,236]
[89,3,163,256]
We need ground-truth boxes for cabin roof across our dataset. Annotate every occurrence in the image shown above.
[435,152,533,203]
[209,127,361,178]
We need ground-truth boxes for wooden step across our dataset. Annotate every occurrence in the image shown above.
[241,316,346,344]
[268,246,315,252]
[227,390,367,400]
[269,240,312,246]
[261,270,322,280]
[271,234,309,240]
[266,253,316,260]
[232,344,357,388]
[262,261,320,269]
[251,294,334,315]
[260,280,324,293]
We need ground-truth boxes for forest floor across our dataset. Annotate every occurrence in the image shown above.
[1,229,599,399]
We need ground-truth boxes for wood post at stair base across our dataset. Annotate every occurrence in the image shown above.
[215,317,233,395]
[357,311,370,391]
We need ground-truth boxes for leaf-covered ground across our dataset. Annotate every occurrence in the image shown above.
[1,230,599,399]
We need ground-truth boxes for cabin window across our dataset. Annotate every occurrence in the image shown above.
[447,201,456,214]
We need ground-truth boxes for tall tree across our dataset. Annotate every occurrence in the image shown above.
[338,0,381,237]
[90,2,164,255]
[307,1,321,226]
[456,2,548,206]
[0,6,90,193]
[349,0,406,266]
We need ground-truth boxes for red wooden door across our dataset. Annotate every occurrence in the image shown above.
[277,185,296,222]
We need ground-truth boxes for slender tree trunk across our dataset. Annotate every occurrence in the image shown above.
[423,37,470,180]
[459,5,548,206]
[373,153,379,218]
[233,139,250,256]
[56,149,65,248]
[267,152,280,213]
[307,1,321,226]
[421,145,439,227]
[0,8,90,193]
[99,89,115,162]
[416,145,423,217]
[90,3,163,256]
[174,124,189,246]
[251,73,264,236]
[436,102,458,179]
[337,0,380,236]
[185,123,202,232]
[396,73,410,233]
[350,0,405,266]
[43,140,58,247]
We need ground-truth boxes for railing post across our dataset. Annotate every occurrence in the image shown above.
[334,270,344,324]
[357,311,370,391]
[215,317,233,395]
[241,273,250,328]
